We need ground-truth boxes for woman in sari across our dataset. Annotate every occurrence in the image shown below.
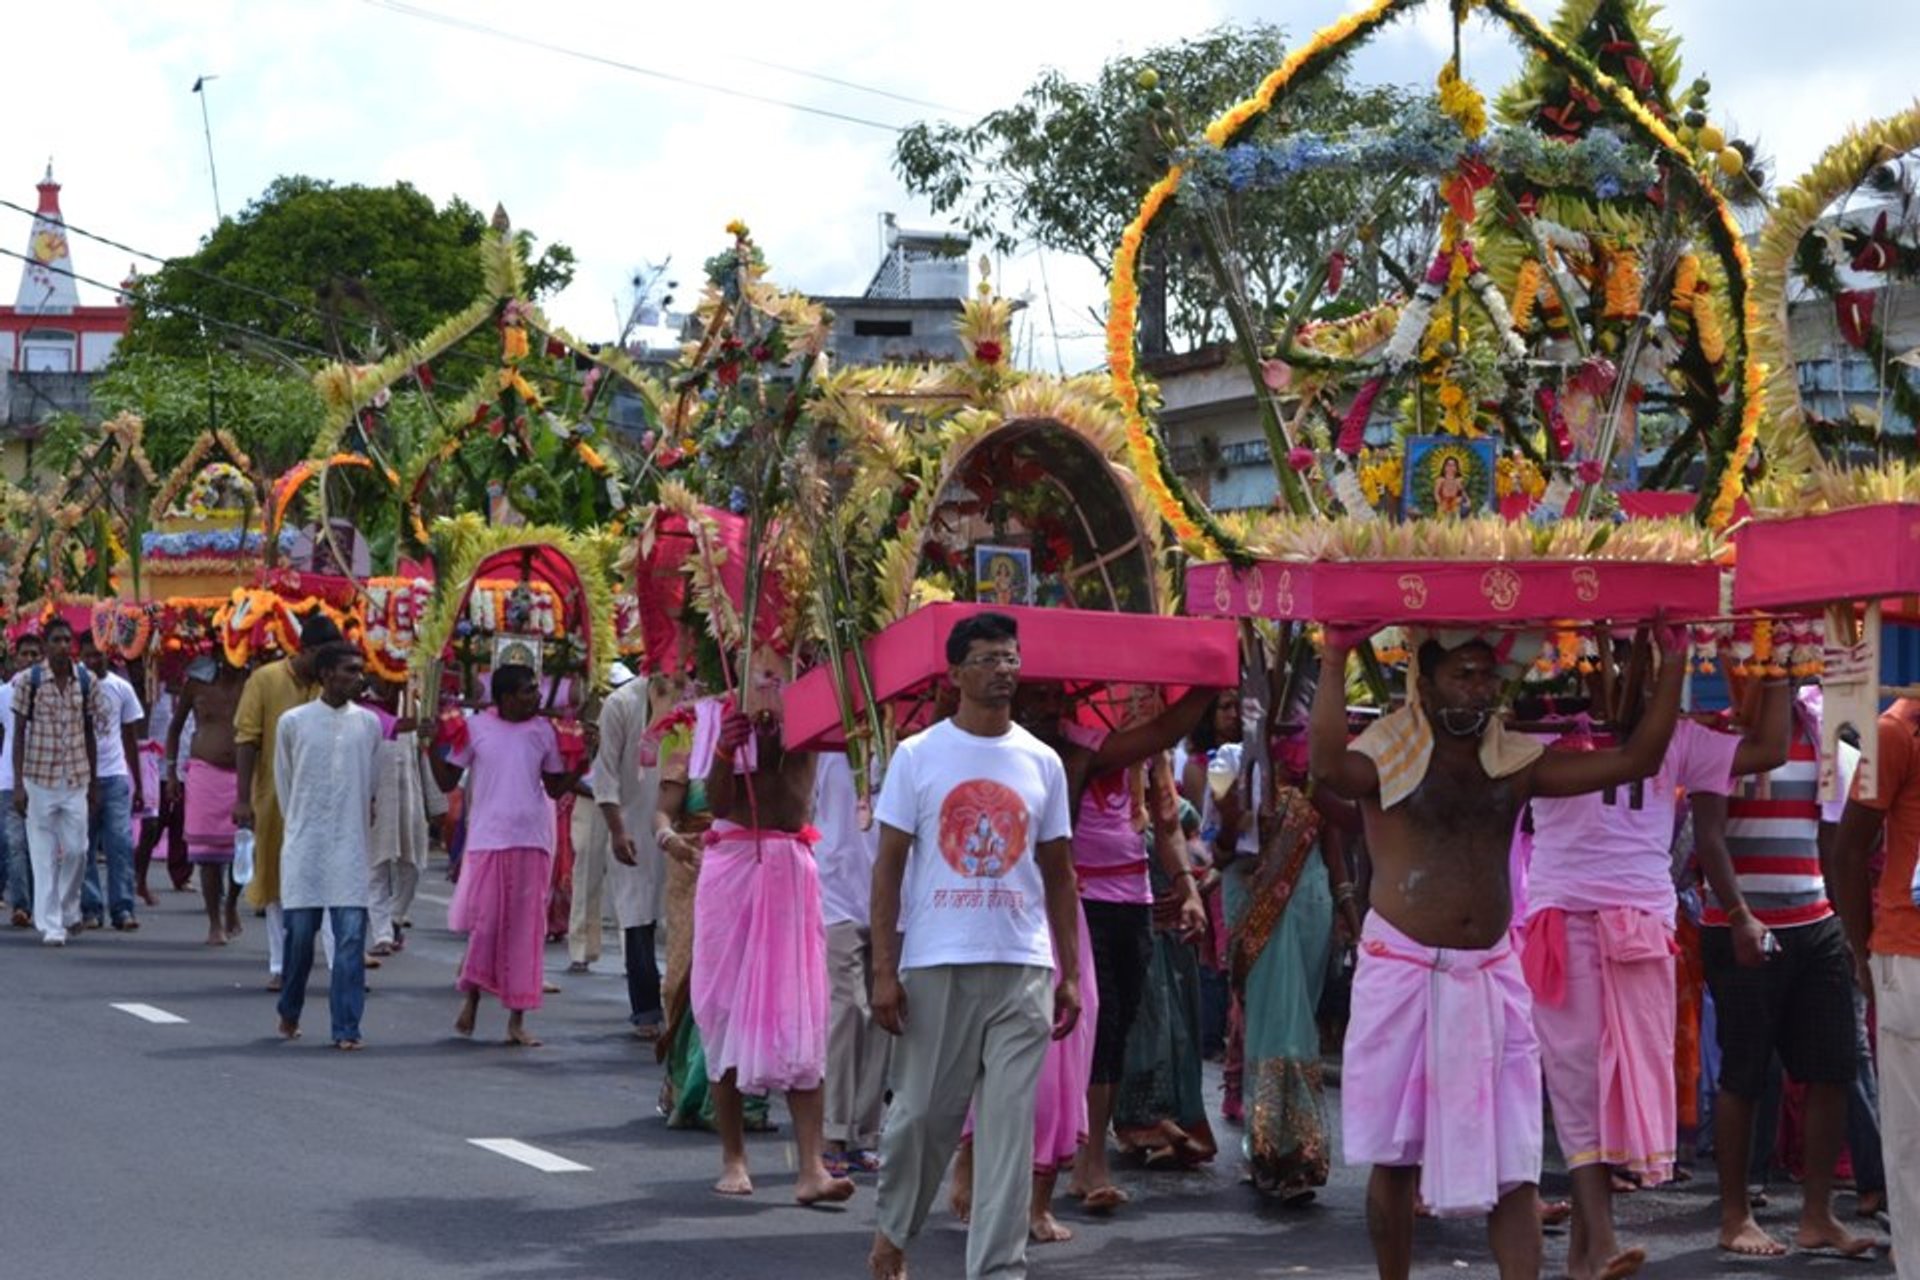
[1222,742,1360,1204]
[1113,786,1218,1168]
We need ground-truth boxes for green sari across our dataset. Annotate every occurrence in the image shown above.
[1222,786,1332,1201]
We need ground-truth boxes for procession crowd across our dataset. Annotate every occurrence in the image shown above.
[5,610,1917,1280]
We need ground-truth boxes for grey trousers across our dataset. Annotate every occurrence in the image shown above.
[876,963,1051,1280]
[824,922,893,1149]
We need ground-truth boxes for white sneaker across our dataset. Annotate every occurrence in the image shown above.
[41,933,65,947]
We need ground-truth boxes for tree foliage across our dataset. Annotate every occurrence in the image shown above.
[893,24,1424,351]
[92,351,327,478]
[122,176,575,363]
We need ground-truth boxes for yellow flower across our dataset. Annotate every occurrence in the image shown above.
[1438,383,1466,410]
[1437,59,1487,140]
[502,325,530,363]
[726,219,749,239]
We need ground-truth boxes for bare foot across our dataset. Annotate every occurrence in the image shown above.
[225,910,243,938]
[455,993,479,1037]
[334,1039,364,1051]
[1081,1185,1129,1213]
[1794,1215,1876,1257]
[266,974,283,993]
[277,1018,301,1040]
[204,928,228,946]
[868,1234,907,1280]
[138,884,158,907]
[714,1163,754,1196]
[542,980,561,994]
[505,1026,542,1047]
[1029,1213,1075,1244]
[795,1172,856,1206]
[1595,1246,1647,1279]
[1719,1219,1788,1257]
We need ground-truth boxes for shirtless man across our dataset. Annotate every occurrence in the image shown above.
[168,656,248,944]
[679,669,854,1207]
[1309,627,1685,1280]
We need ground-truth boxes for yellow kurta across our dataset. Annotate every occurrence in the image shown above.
[233,658,319,906]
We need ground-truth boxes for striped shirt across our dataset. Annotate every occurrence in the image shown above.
[1703,728,1850,930]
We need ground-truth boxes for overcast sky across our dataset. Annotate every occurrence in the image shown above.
[6,1,1915,373]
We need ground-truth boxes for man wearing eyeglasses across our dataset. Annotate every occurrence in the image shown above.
[869,611,1081,1280]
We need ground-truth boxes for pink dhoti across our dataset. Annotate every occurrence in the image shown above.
[1521,907,1677,1183]
[1341,912,1541,1217]
[690,821,829,1094]
[449,846,552,1011]
[183,759,238,863]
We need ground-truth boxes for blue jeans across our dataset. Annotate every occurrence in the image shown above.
[82,775,136,923]
[2,790,29,912]
[278,907,368,1043]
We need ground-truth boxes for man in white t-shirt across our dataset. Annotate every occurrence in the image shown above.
[869,612,1080,1280]
[2,632,44,926]
[80,634,146,930]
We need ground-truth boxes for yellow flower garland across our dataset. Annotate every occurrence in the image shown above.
[1108,0,1759,534]
[1107,0,1412,549]
[1749,105,1920,477]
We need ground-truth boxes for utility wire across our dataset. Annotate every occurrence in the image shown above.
[360,0,918,134]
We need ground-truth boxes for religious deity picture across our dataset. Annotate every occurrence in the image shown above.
[1402,436,1496,520]
[491,634,544,680]
[973,544,1033,606]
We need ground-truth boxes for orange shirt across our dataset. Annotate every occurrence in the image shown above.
[1851,700,1920,957]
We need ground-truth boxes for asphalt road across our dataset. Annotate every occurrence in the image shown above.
[0,864,1895,1280]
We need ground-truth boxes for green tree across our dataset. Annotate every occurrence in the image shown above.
[893,24,1420,352]
[92,351,327,478]
[123,176,575,361]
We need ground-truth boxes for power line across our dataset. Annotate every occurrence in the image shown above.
[359,0,917,134]
[729,52,975,117]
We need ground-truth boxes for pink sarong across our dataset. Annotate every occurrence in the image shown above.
[690,821,829,1093]
[1341,912,1542,1217]
[183,759,238,863]
[449,845,552,1011]
[1522,906,1677,1182]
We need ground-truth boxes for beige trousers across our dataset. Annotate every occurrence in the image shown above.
[1874,952,1920,1278]
[876,963,1051,1280]
[824,921,893,1149]
[567,801,611,966]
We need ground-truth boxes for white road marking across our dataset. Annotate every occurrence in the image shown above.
[416,891,453,906]
[468,1138,591,1173]
[111,1002,187,1024]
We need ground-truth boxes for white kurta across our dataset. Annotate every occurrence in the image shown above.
[274,700,381,910]
[591,679,666,928]
[368,731,431,870]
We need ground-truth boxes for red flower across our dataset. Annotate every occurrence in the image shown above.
[1287,447,1316,472]
[1576,458,1605,486]
[973,340,1003,365]
[717,361,741,388]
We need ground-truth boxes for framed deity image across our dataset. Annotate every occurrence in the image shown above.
[491,633,544,680]
[1402,435,1496,519]
[973,544,1034,606]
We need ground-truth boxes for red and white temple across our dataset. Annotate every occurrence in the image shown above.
[0,164,130,372]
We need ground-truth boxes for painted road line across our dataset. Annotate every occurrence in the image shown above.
[468,1138,591,1173]
[111,1002,187,1024]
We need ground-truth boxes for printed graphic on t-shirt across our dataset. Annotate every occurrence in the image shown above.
[937,778,1030,879]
